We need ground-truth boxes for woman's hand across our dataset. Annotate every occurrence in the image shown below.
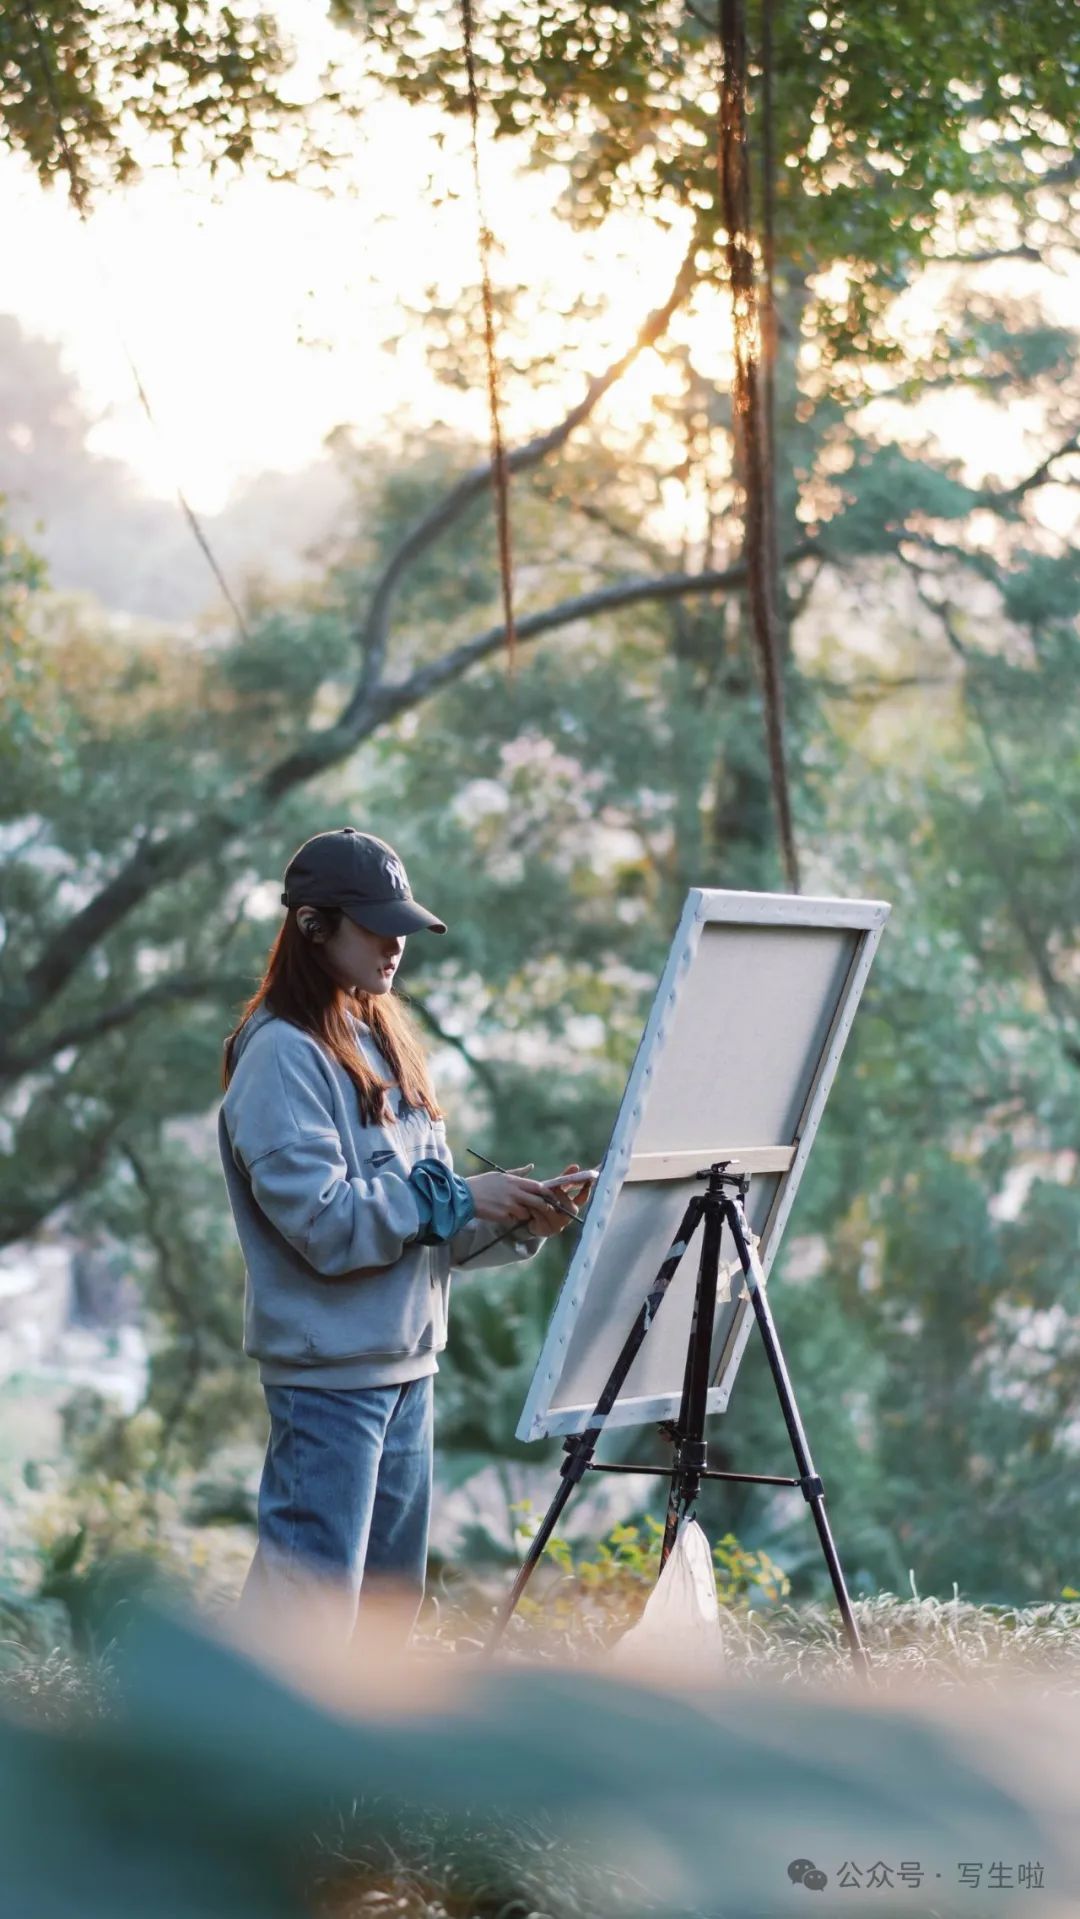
[465,1164,554,1225]
[518,1163,591,1239]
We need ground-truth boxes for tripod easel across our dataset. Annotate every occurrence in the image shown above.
[487,1162,868,1676]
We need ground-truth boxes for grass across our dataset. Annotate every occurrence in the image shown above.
[4,1577,1079,1723]
[420,1556,1080,1693]
[2,1581,1077,1919]
[0,1639,116,1725]
[306,1589,1080,1919]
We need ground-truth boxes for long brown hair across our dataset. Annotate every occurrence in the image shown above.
[221,907,444,1127]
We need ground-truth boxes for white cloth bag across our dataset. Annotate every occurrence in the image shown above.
[611,1518,725,1673]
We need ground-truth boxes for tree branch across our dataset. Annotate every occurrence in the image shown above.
[0,971,255,1083]
[401,990,502,1103]
[4,239,770,1044]
[0,1118,119,1246]
[348,233,701,704]
[975,426,1080,511]
[11,816,243,1038]
[362,555,780,723]
[11,546,818,1046]
[527,475,670,569]
[809,671,956,701]
[929,243,1042,266]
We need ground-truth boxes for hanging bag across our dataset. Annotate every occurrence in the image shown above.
[612,1518,725,1674]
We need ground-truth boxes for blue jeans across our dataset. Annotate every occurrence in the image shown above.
[238,1375,433,1641]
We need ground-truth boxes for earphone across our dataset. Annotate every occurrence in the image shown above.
[297,908,333,943]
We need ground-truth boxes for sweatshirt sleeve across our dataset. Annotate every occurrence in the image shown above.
[225,1027,423,1278]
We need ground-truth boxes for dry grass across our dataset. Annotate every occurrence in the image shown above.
[421,1575,1080,1693]
[302,1587,1080,1919]
[0,1640,116,1725]
[3,1585,1078,1919]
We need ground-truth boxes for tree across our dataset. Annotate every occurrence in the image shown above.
[0,243,719,1144]
[5,1,1080,1598]
[6,1,1080,1110]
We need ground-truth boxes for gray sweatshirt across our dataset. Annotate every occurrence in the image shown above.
[217,1002,542,1389]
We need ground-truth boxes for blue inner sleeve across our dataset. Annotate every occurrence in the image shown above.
[406,1156,478,1246]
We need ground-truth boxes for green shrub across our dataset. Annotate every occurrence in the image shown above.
[507,1501,790,1642]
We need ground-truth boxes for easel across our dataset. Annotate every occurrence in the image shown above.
[487,1162,868,1675]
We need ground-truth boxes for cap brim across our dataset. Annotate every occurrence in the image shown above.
[340,899,447,935]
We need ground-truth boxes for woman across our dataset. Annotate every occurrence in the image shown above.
[218,826,589,1639]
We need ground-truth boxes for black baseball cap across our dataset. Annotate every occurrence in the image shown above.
[281,828,447,935]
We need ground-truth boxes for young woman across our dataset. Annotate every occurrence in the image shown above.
[219,826,590,1639]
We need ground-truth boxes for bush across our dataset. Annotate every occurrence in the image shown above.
[502,1503,790,1648]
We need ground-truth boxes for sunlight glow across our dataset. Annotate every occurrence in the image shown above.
[0,0,1077,552]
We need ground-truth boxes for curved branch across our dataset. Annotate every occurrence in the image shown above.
[0,971,255,1083]
[10,546,820,1042]
[366,556,768,721]
[402,990,502,1103]
[0,1117,119,1247]
[527,475,669,569]
[930,243,1042,266]
[348,233,700,705]
[976,426,1080,511]
[14,816,238,1033]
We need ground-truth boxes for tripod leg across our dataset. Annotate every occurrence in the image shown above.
[660,1196,724,1570]
[486,1191,707,1653]
[725,1196,870,1679]
[485,1469,578,1650]
[660,1377,693,1569]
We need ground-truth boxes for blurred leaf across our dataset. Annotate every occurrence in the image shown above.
[0,1575,1062,1919]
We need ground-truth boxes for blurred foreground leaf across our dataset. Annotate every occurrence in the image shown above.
[0,1562,1069,1919]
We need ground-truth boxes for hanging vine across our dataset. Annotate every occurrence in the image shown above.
[460,0,518,682]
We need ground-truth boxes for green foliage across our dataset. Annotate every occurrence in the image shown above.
[342,0,1080,359]
[15,1407,201,1643]
[218,606,357,713]
[826,445,981,557]
[1000,552,1080,629]
[0,506,61,776]
[0,0,328,195]
[507,1503,791,1641]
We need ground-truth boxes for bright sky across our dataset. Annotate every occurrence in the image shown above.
[0,0,691,515]
[1,0,1076,539]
